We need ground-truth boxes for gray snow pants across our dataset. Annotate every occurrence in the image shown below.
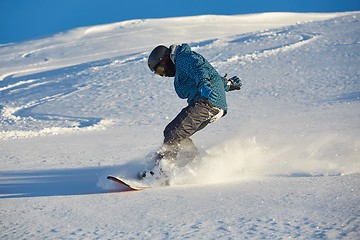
[160,100,223,160]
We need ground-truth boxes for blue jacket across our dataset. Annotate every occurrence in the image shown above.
[174,44,228,113]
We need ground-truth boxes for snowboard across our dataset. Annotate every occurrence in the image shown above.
[107,175,151,191]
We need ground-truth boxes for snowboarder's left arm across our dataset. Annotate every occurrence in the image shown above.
[182,53,218,101]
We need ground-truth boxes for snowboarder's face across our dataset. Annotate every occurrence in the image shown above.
[154,55,175,77]
[154,57,166,76]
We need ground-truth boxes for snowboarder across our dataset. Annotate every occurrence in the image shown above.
[139,43,242,181]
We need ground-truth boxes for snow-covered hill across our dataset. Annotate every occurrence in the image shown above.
[1,12,359,239]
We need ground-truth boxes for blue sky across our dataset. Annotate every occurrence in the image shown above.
[1,0,359,44]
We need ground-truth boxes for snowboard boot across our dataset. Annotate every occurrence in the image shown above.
[137,155,176,185]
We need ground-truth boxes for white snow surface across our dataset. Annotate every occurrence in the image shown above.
[1,12,360,239]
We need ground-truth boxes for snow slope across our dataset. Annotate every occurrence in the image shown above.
[1,12,360,239]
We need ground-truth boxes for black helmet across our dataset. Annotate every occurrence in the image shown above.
[148,45,170,72]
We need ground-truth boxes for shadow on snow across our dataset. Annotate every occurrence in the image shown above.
[0,161,144,199]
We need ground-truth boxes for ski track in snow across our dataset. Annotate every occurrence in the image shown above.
[1,12,360,239]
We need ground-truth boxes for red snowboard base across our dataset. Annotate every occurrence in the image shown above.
[107,176,151,191]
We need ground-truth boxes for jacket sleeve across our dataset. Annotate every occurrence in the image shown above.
[222,76,230,92]
[174,52,210,98]
[174,79,188,99]
[186,52,212,90]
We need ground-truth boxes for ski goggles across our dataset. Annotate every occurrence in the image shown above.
[154,56,167,76]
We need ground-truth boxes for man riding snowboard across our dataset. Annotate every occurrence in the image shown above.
[138,43,242,182]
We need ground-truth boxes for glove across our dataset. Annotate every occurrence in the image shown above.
[200,84,218,102]
[225,76,242,91]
